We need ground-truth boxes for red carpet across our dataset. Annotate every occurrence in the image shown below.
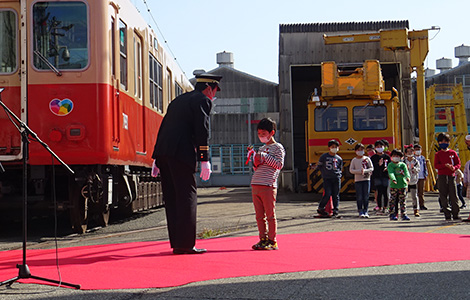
[1,230,470,290]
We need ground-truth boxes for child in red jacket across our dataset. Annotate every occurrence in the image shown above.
[434,133,461,221]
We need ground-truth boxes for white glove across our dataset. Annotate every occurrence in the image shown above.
[151,160,160,177]
[200,161,212,181]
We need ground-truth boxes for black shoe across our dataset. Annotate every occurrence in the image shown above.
[453,216,461,221]
[173,247,207,254]
[460,204,467,209]
[317,208,329,217]
[421,206,428,210]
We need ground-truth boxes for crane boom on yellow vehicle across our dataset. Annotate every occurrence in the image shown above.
[323,27,439,161]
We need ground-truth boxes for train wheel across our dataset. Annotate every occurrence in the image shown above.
[69,182,88,234]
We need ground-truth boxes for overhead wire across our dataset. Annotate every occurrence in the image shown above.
[140,0,187,76]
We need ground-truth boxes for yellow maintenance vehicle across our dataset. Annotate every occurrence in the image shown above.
[305,27,467,193]
[306,60,400,193]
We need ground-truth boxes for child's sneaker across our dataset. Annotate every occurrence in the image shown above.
[402,215,411,221]
[317,208,330,217]
[363,212,370,218]
[389,214,398,221]
[374,206,380,211]
[262,239,278,250]
[252,238,268,250]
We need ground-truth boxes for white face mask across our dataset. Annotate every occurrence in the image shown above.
[259,136,269,144]
[376,147,384,153]
[392,156,401,163]
[415,150,421,156]
[330,147,338,154]
[356,150,364,156]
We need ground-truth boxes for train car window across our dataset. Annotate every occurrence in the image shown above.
[119,19,127,90]
[353,106,387,131]
[175,82,183,97]
[167,69,172,103]
[314,106,348,132]
[149,54,163,112]
[32,2,88,70]
[0,10,17,74]
[110,17,115,77]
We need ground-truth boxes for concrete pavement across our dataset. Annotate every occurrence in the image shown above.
[1,187,470,299]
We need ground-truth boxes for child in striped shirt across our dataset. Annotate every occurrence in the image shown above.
[251,118,285,250]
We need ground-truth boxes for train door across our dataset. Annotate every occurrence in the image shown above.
[0,4,22,162]
[133,32,145,154]
[110,4,120,149]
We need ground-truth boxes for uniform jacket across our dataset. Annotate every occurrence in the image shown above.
[152,90,211,170]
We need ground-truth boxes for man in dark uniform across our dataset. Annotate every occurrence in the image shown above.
[152,73,222,254]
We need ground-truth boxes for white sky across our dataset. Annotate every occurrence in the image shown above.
[132,0,469,83]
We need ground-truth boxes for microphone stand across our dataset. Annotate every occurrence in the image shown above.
[0,88,80,289]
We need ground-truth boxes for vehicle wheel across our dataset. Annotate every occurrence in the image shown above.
[69,181,88,234]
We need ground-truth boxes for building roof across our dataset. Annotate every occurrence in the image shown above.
[279,20,409,33]
[190,65,278,86]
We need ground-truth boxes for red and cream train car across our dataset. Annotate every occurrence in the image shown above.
[0,0,192,233]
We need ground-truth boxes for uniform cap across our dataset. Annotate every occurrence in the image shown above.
[196,73,222,91]
[466,134,470,141]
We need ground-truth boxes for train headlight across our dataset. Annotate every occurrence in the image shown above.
[49,129,63,142]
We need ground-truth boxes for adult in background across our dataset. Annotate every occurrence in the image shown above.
[152,73,222,254]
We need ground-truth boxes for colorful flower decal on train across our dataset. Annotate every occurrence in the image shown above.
[49,98,74,116]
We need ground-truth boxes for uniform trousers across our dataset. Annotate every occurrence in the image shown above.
[157,155,197,249]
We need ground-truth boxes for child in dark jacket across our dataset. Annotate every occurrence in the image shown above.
[314,139,343,218]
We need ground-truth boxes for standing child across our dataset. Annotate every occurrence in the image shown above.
[350,143,374,218]
[404,145,421,217]
[315,139,343,218]
[388,149,411,221]
[455,168,466,209]
[371,140,391,213]
[434,132,461,221]
[251,118,285,250]
[413,144,428,210]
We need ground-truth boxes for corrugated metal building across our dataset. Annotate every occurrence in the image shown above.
[191,52,279,186]
[278,21,414,191]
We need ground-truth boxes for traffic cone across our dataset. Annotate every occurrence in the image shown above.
[325,196,333,216]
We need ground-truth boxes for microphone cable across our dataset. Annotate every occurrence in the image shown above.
[51,155,63,288]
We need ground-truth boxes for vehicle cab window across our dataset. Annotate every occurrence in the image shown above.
[32,1,88,70]
[353,105,387,130]
[314,106,348,131]
[0,10,17,74]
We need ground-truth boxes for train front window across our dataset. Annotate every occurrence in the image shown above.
[32,2,88,70]
[314,107,348,131]
[0,10,17,73]
[353,106,387,130]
